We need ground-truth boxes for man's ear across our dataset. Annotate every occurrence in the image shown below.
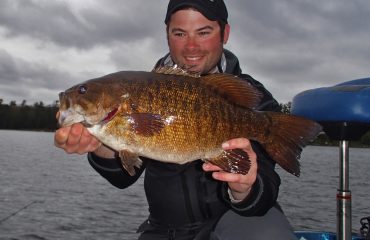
[223,24,230,44]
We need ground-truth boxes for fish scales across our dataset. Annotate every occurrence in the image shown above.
[123,74,239,155]
[58,66,322,176]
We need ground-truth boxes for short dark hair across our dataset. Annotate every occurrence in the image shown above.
[166,6,227,42]
[165,0,228,24]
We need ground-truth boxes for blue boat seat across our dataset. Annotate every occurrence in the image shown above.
[291,78,370,140]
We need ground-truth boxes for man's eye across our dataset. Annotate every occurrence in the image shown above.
[199,31,210,36]
[174,32,185,37]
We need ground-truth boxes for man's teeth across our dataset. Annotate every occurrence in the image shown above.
[185,56,201,61]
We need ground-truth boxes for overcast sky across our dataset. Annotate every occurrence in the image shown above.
[1,0,369,105]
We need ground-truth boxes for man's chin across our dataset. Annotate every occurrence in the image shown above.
[178,64,203,73]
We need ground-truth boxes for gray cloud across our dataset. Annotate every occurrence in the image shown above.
[0,0,369,105]
[0,49,20,83]
[0,0,166,49]
[0,49,73,89]
[0,49,78,104]
[225,0,370,102]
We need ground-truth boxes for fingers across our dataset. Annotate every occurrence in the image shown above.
[210,169,246,183]
[202,137,259,199]
[204,161,256,200]
[87,137,102,152]
[80,127,102,153]
[54,126,71,148]
[54,123,101,154]
[203,138,257,175]
[223,138,257,169]
[222,138,254,153]
[203,162,222,171]
[67,124,84,148]
[203,162,255,184]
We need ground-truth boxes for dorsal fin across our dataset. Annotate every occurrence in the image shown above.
[153,66,262,109]
[153,65,200,78]
[200,73,263,109]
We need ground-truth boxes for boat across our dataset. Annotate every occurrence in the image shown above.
[294,231,364,240]
[291,77,370,240]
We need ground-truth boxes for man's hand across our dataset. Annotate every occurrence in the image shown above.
[203,138,257,201]
[54,123,101,154]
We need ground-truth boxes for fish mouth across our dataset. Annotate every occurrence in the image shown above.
[58,109,85,127]
[58,107,119,128]
[100,107,119,123]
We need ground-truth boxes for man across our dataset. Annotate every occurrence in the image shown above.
[55,0,297,239]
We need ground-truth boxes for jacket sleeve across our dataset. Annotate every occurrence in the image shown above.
[87,152,146,189]
[221,73,282,216]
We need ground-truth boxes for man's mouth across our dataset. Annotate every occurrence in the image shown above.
[184,56,203,61]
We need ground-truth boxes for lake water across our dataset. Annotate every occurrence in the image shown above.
[0,130,369,239]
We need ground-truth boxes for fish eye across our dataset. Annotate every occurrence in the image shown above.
[78,85,88,94]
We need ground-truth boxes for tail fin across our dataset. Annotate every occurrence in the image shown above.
[261,112,322,177]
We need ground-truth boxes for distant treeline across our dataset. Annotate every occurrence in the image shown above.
[1,100,369,147]
[0,99,58,131]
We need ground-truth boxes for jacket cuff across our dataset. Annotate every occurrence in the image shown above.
[88,152,123,172]
[226,174,264,212]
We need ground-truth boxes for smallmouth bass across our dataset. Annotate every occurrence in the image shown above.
[58,66,322,176]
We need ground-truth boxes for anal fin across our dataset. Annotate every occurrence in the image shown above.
[118,150,142,176]
[203,149,251,175]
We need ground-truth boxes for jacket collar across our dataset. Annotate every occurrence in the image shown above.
[156,49,242,75]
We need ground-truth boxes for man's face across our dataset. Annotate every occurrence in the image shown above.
[167,9,230,74]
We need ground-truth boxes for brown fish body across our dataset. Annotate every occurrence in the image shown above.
[58,67,322,176]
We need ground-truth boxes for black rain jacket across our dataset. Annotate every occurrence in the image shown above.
[87,49,282,230]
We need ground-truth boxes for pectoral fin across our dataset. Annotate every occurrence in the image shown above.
[126,113,166,137]
[203,149,251,175]
[119,150,143,176]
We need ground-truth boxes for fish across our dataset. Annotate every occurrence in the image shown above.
[58,66,322,177]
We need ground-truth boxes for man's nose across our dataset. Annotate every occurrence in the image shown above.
[185,35,199,50]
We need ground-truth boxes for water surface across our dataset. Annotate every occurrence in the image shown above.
[0,130,369,239]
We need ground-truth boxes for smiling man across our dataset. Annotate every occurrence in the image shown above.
[166,8,228,74]
[54,0,298,239]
